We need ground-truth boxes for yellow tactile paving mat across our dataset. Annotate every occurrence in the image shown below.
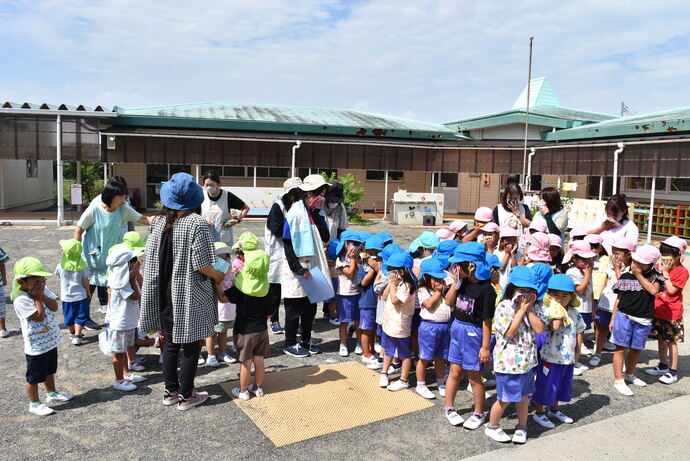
[219,361,434,447]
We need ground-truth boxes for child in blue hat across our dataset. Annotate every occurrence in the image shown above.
[414,258,452,400]
[532,274,586,430]
[378,252,417,391]
[443,242,496,430]
[335,230,364,357]
[486,266,545,444]
[358,237,384,364]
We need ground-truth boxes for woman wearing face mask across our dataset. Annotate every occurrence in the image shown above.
[201,170,251,246]
[323,181,348,240]
[532,187,569,246]
[588,194,639,245]
[492,183,532,235]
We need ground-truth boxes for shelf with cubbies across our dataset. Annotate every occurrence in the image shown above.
[632,204,690,237]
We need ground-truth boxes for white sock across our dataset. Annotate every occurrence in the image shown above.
[417,381,426,388]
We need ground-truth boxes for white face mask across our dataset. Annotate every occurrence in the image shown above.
[206,185,218,194]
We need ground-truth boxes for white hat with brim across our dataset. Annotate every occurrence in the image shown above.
[300,174,330,192]
[283,177,303,193]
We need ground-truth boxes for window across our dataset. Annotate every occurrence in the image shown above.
[200,165,222,176]
[626,177,666,191]
[146,164,168,183]
[146,164,192,208]
[366,170,404,182]
[432,172,458,188]
[223,166,246,177]
[269,167,289,179]
[298,168,336,179]
[670,178,690,192]
[26,159,38,177]
[255,167,269,178]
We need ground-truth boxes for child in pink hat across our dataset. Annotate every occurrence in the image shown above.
[646,236,688,384]
[569,227,587,242]
[563,241,596,369]
[521,232,552,266]
[548,234,564,274]
[479,222,500,254]
[463,208,494,243]
[436,228,455,242]
[528,220,548,234]
[449,220,469,241]
[610,244,664,396]
[495,227,520,288]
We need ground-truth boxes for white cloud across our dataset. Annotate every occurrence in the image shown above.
[2,0,690,122]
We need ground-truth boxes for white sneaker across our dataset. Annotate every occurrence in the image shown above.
[625,374,647,387]
[45,391,74,403]
[0,328,10,338]
[71,335,82,346]
[573,362,588,376]
[29,402,55,416]
[197,356,206,365]
[463,413,486,430]
[374,343,382,354]
[361,355,378,365]
[129,361,145,372]
[206,355,220,368]
[248,384,265,397]
[113,380,138,392]
[415,385,435,399]
[614,381,634,396]
[604,340,616,351]
[231,387,251,400]
[589,355,602,367]
[387,380,409,391]
[580,343,592,355]
[445,409,464,426]
[659,372,678,384]
[354,344,363,355]
[378,374,389,388]
[532,412,555,428]
[512,427,527,444]
[438,384,446,397]
[485,425,511,443]
[124,373,146,383]
[548,409,574,424]
[339,344,349,357]
[220,353,237,364]
[367,359,383,370]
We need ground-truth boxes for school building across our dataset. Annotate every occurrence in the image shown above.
[2,77,690,229]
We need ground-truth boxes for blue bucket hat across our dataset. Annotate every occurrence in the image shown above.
[547,273,575,293]
[418,231,440,249]
[448,242,491,281]
[374,232,394,246]
[486,253,504,268]
[408,237,422,255]
[386,252,414,269]
[420,258,448,280]
[531,262,553,301]
[160,172,204,211]
[358,231,373,242]
[381,243,404,262]
[365,237,384,251]
[432,240,459,269]
[335,229,363,257]
[327,239,340,260]
[506,266,539,292]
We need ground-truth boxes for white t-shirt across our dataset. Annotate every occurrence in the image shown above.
[493,248,523,289]
[336,256,361,296]
[566,267,593,314]
[417,287,451,322]
[13,288,63,355]
[108,279,140,331]
[601,218,639,248]
[54,265,90,302]
[382,283,415,338]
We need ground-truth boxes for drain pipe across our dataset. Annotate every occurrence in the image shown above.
[612,142,625,195]
[291,140,302,177]
[56,114,64,226]
[526,147,536,190]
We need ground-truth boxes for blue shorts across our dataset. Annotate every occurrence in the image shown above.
[411,309,422,333]
[532,361,574,407]
[596,310,612,327]
[495,372,536,403]
[382,332,412,359]
[62,298,90,327]
[325,277,339,304]
[25,347,58,384]
[418,320,451,361]
[612,313,652,350]
[359,307,377,331]
[376,324,382,338]
[580,312,593,331]
[338,294,360,324]
[448,319,484,371]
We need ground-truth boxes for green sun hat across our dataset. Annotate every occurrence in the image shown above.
[59,239,88,272]
[214,241,232,256]
[237,231,259,251]
[11,256,53,300]
[122,231,147,257]
[234,234,268,297]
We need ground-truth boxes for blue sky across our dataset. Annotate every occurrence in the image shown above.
[2,0,690,123]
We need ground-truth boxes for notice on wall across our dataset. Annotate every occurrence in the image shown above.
[70,184,83,205]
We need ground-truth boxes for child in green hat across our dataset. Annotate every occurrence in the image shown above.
[12,256,74,416]
[54,239,92,346]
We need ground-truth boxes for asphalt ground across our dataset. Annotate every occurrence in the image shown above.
[1,221,689,460]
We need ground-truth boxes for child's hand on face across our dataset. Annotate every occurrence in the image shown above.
[431,278,444,293]
[28,278,46,299]
[368,257,381,272]
[631,261,642,276]
[348,246,358,258]
[660,257,673,276]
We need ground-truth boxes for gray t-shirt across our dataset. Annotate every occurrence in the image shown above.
[54,265,90,302]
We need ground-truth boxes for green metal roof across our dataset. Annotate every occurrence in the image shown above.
[113,102,457,140]
[544,106,690,141]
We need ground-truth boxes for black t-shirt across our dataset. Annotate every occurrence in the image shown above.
[158,228,174,332]
[224,286,270,334]
[453,279,497,325]
[208,190,245,211]
[614,271,662,319]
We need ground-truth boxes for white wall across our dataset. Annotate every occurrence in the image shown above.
[0,160,54,211]
[470,124,545,140]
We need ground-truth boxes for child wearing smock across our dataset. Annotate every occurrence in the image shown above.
[443,242,496,430]
[358,237,383,364]
[415,258,452,400]
[610,245,664,396]
[532,274,586,429]
[12,257,73,416]
[378,252,416,391]
[335,229,363,357]
[206,241,240,366]
[486,266,544,444]
[54,239,91,346]
[0,245,10,337]
[646,236,689,385]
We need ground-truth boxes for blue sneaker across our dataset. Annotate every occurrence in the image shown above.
[301,342,320,354]
[271,322,284,334]
[283,344,310,357]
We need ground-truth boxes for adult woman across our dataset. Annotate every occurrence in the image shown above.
[532,187,569,245]
[323,181,348,240]
[492,182,532,234]
[140,172,225,410]
[200,170,250,246]
[588,194,639,248]
[281,174,331,357]
[74,177,152,324]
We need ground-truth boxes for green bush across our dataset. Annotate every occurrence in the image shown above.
[321,172,368,225]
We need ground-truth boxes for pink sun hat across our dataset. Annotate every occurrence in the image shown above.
[632,245,661,265]
[584,234,603,245]
[449,220,468,234]
[569,226,588,240]
[481,222,500,233]
[525,232,552,262]
[562,240,596,264]
[548,233,562,248]
[474,207,493,223]
[528,220,548,233]
[500,227,519,238]
[662,236,688,253]
[435,228,454,241]
[611,235,637,253]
